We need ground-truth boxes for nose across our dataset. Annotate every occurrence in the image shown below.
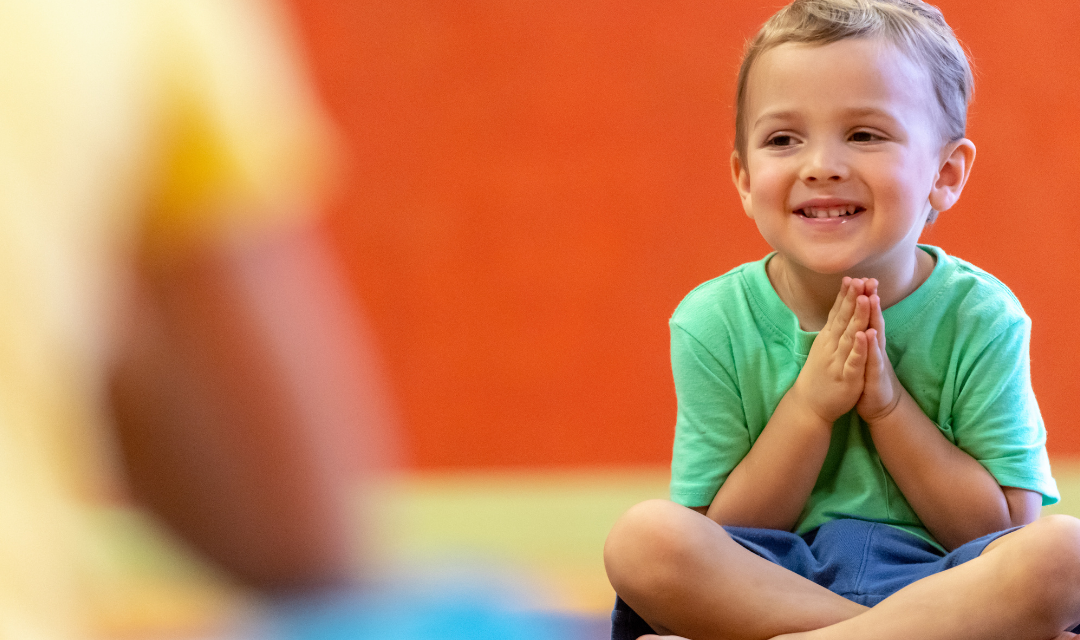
[799,140,849,183]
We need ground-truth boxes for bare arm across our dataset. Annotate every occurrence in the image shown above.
[858,293,1039,551]
[109,221,386,591]
[866,390,1038,550]
[706,279,871,530]
[705,391,834,529]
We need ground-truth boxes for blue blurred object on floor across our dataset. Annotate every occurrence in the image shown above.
[262,585,605,640]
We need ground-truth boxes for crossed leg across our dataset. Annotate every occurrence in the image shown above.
[604,500,868,639]
[604,500,1080,640]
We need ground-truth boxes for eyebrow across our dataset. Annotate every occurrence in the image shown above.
[752,106,900,129]
[841,106,898,120]
[753,110,799,129]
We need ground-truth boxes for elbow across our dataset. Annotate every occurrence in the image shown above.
[935,501,1019,553]
[1004,486,1042,527]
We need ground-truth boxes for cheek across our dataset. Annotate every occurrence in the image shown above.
[748,163,788,203]
[751,216,782,251]
[867,159,932,208]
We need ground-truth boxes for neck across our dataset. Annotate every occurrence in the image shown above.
[768,248,934,332]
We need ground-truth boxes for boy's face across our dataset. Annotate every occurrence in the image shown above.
[732,37,967,280]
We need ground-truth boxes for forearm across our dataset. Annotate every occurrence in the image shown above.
[707,390,833,530]
[110,224,372,591]
[868,388,1013,551]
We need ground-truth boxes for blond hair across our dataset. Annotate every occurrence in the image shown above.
[734,0,973,161]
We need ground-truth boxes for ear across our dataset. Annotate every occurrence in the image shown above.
[731,151,754,219]
[928,138,976,213]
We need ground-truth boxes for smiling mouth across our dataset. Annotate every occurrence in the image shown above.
[795,205,865,219]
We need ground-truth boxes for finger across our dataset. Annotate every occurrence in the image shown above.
[849,277,866,297]
[844,330,868,380]
[868,294,886,349]
[846,279,868,322]
[837,294,870,354]
[830,278,861,335]
[864,327,880,377]
[850,292,871,332]
[864,278,878,298]
[825,277,852,328]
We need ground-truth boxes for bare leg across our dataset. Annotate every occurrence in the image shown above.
[773,515,1080,640]
[604,500,867,640]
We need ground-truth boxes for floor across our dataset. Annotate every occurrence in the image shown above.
[119,461,1080,638]
[368,467,670,618]
[366,458,1080,633]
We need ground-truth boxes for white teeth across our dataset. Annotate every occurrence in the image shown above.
[801,206,858,218]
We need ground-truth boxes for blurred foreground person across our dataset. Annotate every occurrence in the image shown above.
[0,1,390,637]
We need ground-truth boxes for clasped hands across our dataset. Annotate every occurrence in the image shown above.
[794,277,905,426]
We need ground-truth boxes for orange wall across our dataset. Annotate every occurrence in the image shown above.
[288,1,1080,469]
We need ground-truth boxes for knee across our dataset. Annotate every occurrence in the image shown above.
[1022,515,1080,572]
[604,499,710,598]
[1006,515,1080,610]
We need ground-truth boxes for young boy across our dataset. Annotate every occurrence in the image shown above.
[604,1,1080,639]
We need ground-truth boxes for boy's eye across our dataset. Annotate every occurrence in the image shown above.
[850,131,882,142]
[766,135,795,147]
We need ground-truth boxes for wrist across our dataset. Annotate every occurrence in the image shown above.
[861,385,906,426]
[785,381,844,429]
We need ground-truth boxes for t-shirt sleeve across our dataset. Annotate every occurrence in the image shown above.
[668,320,752,508]
[950,316,1059,505]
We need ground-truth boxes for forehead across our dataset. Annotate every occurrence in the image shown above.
[746,37,939,132]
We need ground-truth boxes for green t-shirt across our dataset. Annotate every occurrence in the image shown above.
[669,245,1058,550]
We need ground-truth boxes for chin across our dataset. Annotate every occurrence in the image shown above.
[799,256,868,277]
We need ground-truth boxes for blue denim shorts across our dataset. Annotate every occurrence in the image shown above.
[611,518,1020,640]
